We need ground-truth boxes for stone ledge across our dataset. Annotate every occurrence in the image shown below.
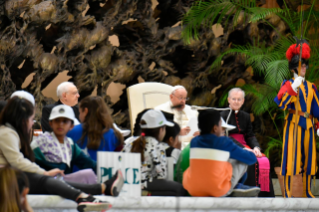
[28,195,319,212]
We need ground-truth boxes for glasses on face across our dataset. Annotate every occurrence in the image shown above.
[231,98,243,102]
[173,94,189,101]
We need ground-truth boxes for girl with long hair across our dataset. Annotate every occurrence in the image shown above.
[0,166,33,212]
[123,109,187,196]
[0,95,123,212]
[0,166,22,212]
[67,96,124,161]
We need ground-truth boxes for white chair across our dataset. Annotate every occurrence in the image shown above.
[166,157,175,181]
[127,82,173,134]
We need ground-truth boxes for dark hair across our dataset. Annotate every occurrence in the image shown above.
[133,109,151,136]
[131,120,163,162]
[289,55,309,74]
[0,100,7,113]
[133,109,174,137]
[0,166,21,212]
[79,96,123,149]
[163,122,180,144]
[198,109,221,135]
[0,97,34,161]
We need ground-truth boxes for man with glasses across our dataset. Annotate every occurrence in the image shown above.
[41,82,81,132]
[155,85,199,149]
[220,87,274,197]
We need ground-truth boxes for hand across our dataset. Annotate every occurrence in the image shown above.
[317,129,319,137]
[243,147,254,153]
[193,131,200,137]
[180,126,191,136]
[291,76,304,92]
[253,147,262,157]
[43,168,64,177]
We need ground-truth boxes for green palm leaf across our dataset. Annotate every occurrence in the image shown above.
[264,136,283,158]
[264,60,290,87]
[182,0,257,44]
[249,7,287,23]
[242,84,278,115]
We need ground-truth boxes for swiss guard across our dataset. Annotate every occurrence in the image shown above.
[274,41,319,198]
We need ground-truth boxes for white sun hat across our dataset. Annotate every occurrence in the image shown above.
[113,123,131,137]
[49,105,75,122]
[221,117,236,130]
[11,90,35,106]
[140,109,174,129]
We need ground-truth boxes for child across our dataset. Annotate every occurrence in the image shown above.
[162,122,181,163]
[123,109,187,196]
[0,94,123,212]
[67,96,123,161]
[31,105,98,184]
[183,109,260,197]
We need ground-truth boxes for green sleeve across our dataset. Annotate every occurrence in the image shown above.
[174,144,191,183]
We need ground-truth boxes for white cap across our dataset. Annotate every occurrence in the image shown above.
[49,105,75,122]
[113,123,131,137]
[11,90,35,106]
[140,109,174,129]
[221,117,236,130]
[171,85,186,94]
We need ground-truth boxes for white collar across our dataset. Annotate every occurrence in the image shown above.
[294,73,305,81]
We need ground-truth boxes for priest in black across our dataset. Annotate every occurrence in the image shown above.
[221,87,275,197]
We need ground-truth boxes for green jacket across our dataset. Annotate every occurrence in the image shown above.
[174,143,190,183]
[31,132,96,174]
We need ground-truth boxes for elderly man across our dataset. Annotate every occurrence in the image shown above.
[220,87,274,197]
[155,85,198,149]
[41,82,80,132]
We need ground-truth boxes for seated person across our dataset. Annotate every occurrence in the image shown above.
[31,105,98,184]
[67,96,123,161]
[162,122,181,163]
[221,87,275,197]
[155,85,199,149]
[183,109,260,197]
[123,109,187,196]
[41,82,81,132]
[0,166,33,212]
[174,118,239,184]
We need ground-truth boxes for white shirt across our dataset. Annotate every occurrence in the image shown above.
[155,101,198,149]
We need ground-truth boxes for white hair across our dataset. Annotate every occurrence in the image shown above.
[228,87,245,98]
[57,82,76,98]
[171,85,186,95]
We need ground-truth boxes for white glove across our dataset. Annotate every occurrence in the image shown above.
[291,76,304,92]
[317,129,319,137]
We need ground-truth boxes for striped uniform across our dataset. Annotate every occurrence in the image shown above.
[183,134,256,197]
[274,78,319,198]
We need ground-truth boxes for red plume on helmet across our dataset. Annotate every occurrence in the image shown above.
[286,43,311,61]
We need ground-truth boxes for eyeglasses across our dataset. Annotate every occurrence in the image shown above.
[173,94,189,101]
[230,98,243,102]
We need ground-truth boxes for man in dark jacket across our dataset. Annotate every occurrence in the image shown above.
[41,82,80,132]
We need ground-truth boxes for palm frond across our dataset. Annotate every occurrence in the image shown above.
[264,60,290,87]
[264,136,283,158]
[242,84,278,115]
[249,7,287,23]
[210,44,254,71]
[182,0,257,44]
